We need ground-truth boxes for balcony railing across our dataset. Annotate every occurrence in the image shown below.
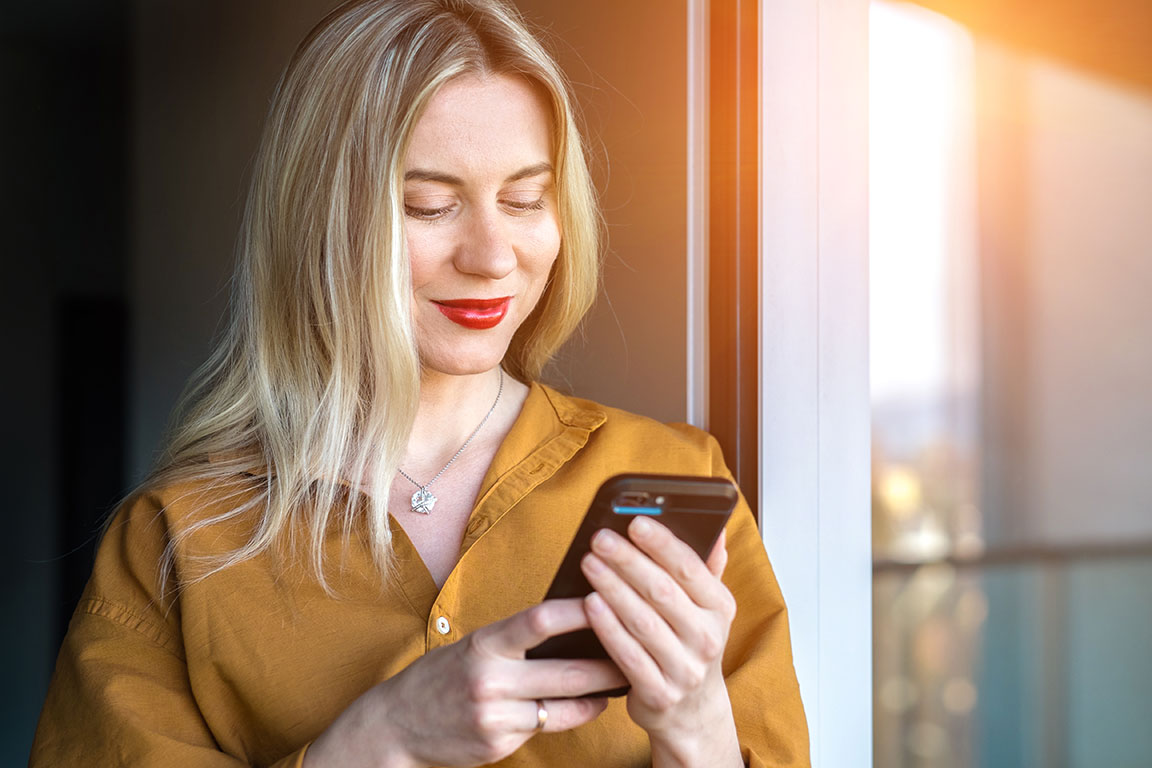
[873,541,1152,767]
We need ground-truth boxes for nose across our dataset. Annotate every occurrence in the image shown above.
[453,205,517,280]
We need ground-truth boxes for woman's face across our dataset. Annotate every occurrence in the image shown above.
[402,73,561,377]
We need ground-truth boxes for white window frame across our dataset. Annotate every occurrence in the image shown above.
[759,1,872,766]
[685,0,870,762]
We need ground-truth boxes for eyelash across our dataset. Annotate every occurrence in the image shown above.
[506,198,546,212]
[404,205,453,220]
[404,199,546,221]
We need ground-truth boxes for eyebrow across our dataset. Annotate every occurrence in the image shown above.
[403,162,554,185]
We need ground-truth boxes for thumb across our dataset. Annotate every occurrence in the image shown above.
[706,528,728,578]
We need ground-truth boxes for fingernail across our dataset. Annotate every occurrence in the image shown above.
[631,516,653,537]
[582,553,605,574]
[585,592,605,613]
[592,529,617,554]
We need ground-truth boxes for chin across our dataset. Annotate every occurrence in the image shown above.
[416,318,522,378]
[419,344,510,378]
[422,361,502,378]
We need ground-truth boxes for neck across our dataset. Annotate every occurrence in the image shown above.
[404,366,504,474]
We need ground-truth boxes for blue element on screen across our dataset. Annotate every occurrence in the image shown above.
[613,505,662,516]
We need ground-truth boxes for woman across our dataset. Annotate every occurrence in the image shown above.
[30,1,809,766]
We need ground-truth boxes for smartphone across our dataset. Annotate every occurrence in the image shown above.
[525,473,739,695]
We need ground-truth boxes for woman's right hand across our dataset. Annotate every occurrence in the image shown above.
[304,598,626,768]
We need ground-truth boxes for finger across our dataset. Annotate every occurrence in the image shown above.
[474,598,590,658]
[624,517,733,612]
[584,552,705,685]
[583,591,666,692]
[588,528,719,652]
[705,528,728,578]
[533,696,610,734]
[462,696,608,736]
[475,658,627,701]
[517,659,628,699]
[585,552,709,686]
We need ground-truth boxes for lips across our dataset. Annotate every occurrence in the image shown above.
[433,297,512,330]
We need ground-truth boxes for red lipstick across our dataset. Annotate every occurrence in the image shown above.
[433,297,511,330]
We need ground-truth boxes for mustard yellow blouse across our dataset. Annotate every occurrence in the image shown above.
[30,383,810,767]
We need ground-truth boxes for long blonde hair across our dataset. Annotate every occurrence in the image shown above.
[143,0,601,593]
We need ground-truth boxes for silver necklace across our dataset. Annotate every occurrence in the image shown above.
[397,368,504,514]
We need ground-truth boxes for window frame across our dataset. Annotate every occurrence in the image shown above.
[688,0,870,762]
[758,0,872,764]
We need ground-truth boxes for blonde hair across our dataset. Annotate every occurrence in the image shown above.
[142,0,601,593]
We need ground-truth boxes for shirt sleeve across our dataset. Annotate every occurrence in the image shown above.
[708,436,812,768]
[28,493,311,768]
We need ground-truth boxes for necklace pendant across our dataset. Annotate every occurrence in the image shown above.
[411,487,437,514]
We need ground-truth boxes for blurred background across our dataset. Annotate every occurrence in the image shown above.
[3,0,1149,766]
[869,1,1152,766]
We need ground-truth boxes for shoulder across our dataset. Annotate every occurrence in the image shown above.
[96,472,265,589]
[537,383,727,477]
[109,472,262,541]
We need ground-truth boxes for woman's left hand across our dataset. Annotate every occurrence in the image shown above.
[580,516,744,767]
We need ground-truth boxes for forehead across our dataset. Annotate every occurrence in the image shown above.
[404,73,554,177]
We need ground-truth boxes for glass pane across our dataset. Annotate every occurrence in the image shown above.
[869,0,982,565]
[869,0,1152,764]
[873,557,1152,767]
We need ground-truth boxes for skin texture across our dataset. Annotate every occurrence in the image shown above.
[305,73,743,768]
[403,73,560,378]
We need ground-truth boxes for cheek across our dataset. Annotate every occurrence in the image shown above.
[524,216,562,280]
[405,228,442,290]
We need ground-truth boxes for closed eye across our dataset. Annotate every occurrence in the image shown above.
[503,198,546,214]
[405,204,454,220]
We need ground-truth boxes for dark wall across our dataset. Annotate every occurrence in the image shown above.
[130,0,345,478]
[1,2,130,764]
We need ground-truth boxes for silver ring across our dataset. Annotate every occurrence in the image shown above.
[534,699,548,732]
